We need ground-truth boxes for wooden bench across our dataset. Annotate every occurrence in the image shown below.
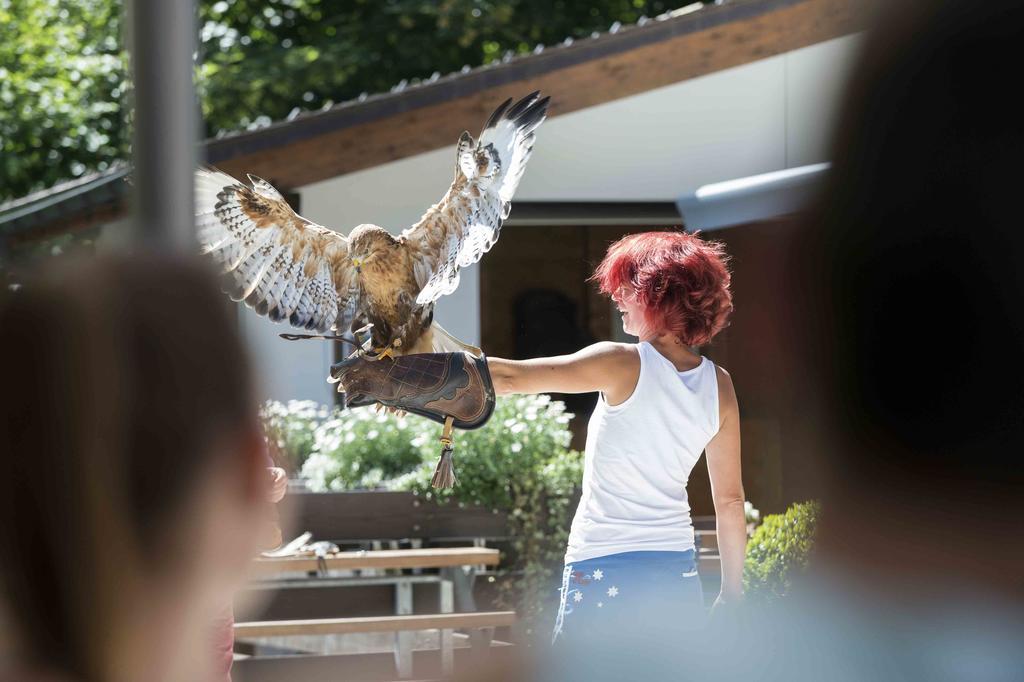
[247,547,501,638]
[250,491,509,618]
[696,529,720,569]
[236,611,516,637]
[235,611,516,678]
[251,546,500,577]
[242,546,506,678]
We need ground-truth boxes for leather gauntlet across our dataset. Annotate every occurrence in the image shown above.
[329,352,496,487]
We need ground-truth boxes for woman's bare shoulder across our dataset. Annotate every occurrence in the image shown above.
[581,341,640,368]
[580,342,640,404]
[714,362,733,381]
[587,340,638,355]
[713,363,739,418]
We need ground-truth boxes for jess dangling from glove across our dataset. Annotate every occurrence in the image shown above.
[328,351,496,488]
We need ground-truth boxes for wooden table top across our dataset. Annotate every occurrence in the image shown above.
[251,546,500,577]
[235,611,516,637]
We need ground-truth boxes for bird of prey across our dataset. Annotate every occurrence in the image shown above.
[194,91,550,358]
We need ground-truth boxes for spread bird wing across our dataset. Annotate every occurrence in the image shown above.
[400,92,549,305]
[194,168,358,332]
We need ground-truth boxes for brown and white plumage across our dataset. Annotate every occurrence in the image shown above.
[194,91,549,356]
[195,169,355,333]
[402,92,549,305]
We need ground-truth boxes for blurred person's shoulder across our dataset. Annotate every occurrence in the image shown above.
[692,573,1024,682]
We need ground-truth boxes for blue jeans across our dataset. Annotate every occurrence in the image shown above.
[552,550,705,647]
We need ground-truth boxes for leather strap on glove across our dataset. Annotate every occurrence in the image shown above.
[329,351,496,488]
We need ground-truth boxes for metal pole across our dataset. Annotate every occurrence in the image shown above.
[126,0,198,251]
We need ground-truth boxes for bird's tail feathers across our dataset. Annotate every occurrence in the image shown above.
[429,321,482,358]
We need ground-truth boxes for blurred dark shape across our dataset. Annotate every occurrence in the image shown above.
[514,289,597,422]
[797,0,1024,511]
[0,254,269,681]
[706,0,1024,678]
[513,289,593,359]
[779,1,1024,667]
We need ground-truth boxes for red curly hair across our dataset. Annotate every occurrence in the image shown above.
[592,231,733,346]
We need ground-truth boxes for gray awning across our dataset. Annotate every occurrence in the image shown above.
[676,162,830,231]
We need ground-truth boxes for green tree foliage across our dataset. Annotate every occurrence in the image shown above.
[0,0,129,201]
[2,0,702,202]
[197,0,698,133]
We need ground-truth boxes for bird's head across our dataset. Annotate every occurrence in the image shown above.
[349,224,397,274]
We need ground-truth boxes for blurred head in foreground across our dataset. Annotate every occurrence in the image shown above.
[0,254,270,682]
[796,0,1024,595]
[706,1,1024,678]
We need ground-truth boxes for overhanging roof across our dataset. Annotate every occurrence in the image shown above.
[1,0,864,247]
[0,165,129,249]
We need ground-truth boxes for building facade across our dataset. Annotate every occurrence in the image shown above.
[1,0,866,512]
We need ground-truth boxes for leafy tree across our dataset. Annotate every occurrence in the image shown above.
[197,0,699,133]
[2,0,705,203]
[0,0,129,201]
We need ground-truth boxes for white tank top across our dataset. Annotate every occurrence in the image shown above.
[564,341,721,564]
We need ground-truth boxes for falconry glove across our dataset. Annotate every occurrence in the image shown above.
[329,351,496,488]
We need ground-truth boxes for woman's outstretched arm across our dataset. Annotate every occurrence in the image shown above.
[488,341,639,404]
[705,365,746,606]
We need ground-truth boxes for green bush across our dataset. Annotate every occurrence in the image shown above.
[743,500,821,601]
[299,408,425,491]
[266,394,583,631]
[389,394,577,502]
[389,394,583,631]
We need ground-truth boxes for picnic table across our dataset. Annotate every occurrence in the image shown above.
[251,546,500,577]
[238,545,504,678]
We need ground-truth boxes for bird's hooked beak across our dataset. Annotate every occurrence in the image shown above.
[351,257,362,273]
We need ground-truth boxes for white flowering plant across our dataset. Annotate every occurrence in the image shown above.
[260,400,330,472]
[745,500,761,537]
[390,394,579,506]
[299,408,425,491]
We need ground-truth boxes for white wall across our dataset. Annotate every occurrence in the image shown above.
[240,309,337,404]
[785,36,862,167]
[244,33,863,403]
[518,34,862,199]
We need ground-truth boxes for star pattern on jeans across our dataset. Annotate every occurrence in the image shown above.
[573,590,583,603]
[607,586,619,597]
[592,569,604,581]
[597,602,604,608]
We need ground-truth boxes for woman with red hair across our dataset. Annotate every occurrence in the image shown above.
[489,230,744,649]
